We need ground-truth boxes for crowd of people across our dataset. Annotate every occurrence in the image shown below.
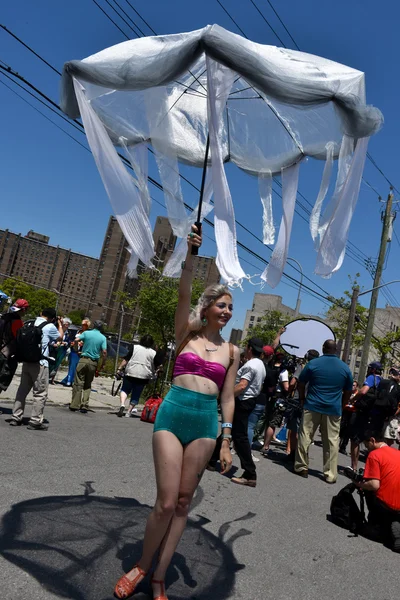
[1,223,400,599]
[0,300,108,427]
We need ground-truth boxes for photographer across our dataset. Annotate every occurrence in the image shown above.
[355,429,400,552]
[260,351,290,457]
[349,362,382,471]
[10,308,63,430]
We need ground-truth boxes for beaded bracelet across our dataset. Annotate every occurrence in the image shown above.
[221,422,233,429]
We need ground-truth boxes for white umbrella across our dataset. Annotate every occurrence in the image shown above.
[61,24,382,287]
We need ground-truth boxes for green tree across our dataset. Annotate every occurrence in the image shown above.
[0,278,57,318]
[371,331,400,366]
[67,309,88,325]
[324,274,368,350]
[242,309,286,347]
[134,272,205,346]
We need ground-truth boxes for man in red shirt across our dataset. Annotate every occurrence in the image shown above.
[356,429,400,552]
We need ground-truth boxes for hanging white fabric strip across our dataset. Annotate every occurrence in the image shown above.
[262,162,300,288]
[315,136,369,277]
[144,86,188,238]
[120,140,152,276]
[309,142,334,248]
[258,172,275,245]
[206,56,246,286]
[314,135,354,249]
[163,172,214,278]
[73,79,155,273]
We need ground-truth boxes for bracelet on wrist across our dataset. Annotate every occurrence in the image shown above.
[181,260,193,272]
[221,422,232,429]
[222,434,232,440]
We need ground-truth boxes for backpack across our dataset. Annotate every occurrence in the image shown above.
[355,375,379,412]
[140,394,163,424]
[373,379,400,417]
[330,483,366,535]
[15,320,48,363]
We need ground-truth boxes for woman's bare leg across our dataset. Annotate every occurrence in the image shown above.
[124,431,183,581]
[119,391,128,407]
[152,438,216,596]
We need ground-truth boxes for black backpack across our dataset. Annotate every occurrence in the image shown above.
[330,483,366,535]
[373,379,400,417]
[15,320,48,363]
[355,375,379,412]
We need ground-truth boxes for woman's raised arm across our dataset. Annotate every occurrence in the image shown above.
[175,225,202,342]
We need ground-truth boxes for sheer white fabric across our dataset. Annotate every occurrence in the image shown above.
[315,136,369,277]
[258,172,275,245]
[262,162,300,287]
[206,57,246,286]
[73,80,154,273]
[61,26,383,285]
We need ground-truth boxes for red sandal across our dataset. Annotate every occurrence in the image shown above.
[114,564,146,599]
[151,577,168,600]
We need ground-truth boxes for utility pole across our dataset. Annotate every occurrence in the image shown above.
[358,189,394,381]
[342,286,359,364]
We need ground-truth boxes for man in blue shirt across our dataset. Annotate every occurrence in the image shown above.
[69,320,107,413]
[294,339,353,483]
[10,308,63,430]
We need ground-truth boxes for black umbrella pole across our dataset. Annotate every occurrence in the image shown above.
[191,135,210,256]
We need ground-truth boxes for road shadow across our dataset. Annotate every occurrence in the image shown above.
[0,484,250,599]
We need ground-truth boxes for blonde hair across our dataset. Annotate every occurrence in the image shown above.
[189,284,232,330]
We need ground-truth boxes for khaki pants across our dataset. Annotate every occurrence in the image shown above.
[12,363,49,424]
[70,357,98,409]
[295,409,341,482]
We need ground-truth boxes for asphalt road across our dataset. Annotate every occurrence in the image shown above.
[0,404,397,600]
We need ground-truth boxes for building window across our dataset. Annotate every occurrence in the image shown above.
[250,316,255,322]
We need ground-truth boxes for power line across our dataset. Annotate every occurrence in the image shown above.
[248,0,286,46]
[91,0,130,39]
[264,0,301,50]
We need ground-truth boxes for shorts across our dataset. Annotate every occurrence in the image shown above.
[154,385,218,446]
[383,418,400,440]
[265,397,285,429]
[348,412,369,445]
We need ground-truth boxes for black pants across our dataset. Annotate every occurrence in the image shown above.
[365,492,400,542]
[339,411,354,451]
[210,397,257,480]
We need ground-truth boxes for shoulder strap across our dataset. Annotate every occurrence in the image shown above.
[227,343,234,370]
[175,330,198,359]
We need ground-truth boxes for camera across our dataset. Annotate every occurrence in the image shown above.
[115,369,124,381]
[281,355,297,374]
[343,466,364,484]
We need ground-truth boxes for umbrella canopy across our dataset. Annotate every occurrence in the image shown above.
[61,24,383,287]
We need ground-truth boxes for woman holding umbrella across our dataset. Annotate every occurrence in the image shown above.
[114,226,238,599]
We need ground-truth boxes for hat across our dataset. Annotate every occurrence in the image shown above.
[93,320,105,331]
[248,337,264,353]
[11,298,29,311]
[368,361,382,371]
[262,345,274,357]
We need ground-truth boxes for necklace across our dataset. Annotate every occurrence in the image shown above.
[204,340,219,352]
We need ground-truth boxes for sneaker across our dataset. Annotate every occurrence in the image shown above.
[251,453,260,463]
[27,423,48,431]
[131,407,138,414]
[9,419,22,427]
[125,412,132,418]
[230,448,236,455]
[117,406,125,417]
[391,521,400,552]
[294,469,308,478]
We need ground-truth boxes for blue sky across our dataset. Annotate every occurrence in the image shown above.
[1,0,400,338]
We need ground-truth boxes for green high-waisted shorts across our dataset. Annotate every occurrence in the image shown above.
[154,385,218,445]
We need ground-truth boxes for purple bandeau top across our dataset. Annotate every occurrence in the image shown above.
[173,352,227,390]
